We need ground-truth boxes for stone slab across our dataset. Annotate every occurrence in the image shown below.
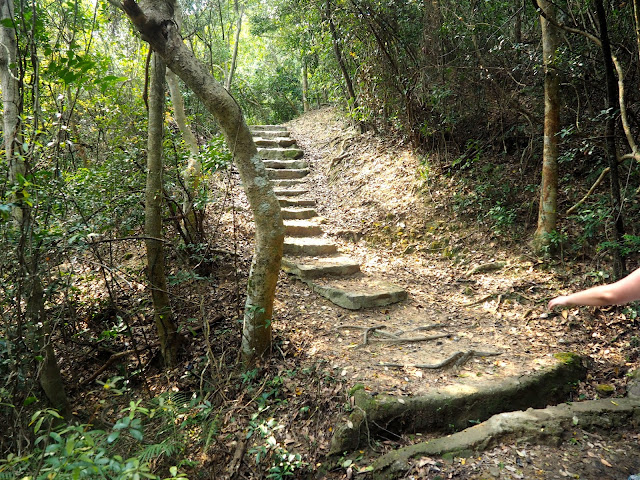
[254,137,297,148]
[281,207,317,220]
[271,179,306,188]
[278,198,316,208]
[258,147,304,160]
[263,159,309,170]
[308,277,407,310]
[284,220,323,237]
[267,168,309,180]
[283,237,337,256]
[274,188,309,197]
[282,255,361,279]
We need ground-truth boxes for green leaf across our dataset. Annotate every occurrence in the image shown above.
[129,429,144,441]
[107,431,120,443]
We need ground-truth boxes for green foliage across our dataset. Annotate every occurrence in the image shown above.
[0,408,188,480]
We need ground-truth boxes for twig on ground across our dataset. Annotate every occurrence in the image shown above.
[82,346,154,386]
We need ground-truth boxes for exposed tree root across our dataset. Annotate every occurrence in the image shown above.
[336,324,450,347]
[379,350,502,369]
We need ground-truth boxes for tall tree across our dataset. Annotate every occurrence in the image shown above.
[532,0,561,252]
[595,0,626,277]
[145,51,180,366]
[117,0,284,364]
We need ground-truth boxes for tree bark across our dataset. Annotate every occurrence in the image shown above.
[145,52,180,366]
[532,0,561,253]
[122,0,284,364]
[595,0,626,277]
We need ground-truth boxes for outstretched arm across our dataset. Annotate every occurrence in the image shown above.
[548,267,640,309]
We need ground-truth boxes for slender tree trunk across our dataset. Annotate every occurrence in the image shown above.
[326,0,358,110]
[634,0,640,83]
[532,0,561,252]
[1,0,71,416]
[302,57,310,112]
[146,52,180,366]
[167,69,204,243]
[122,0,284,365]
[595,0,626,277]
[225,6,243,91]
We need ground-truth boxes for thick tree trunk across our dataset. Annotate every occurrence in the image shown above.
[122,0,284,364]
[532,0,561,253]
[595,0,626,277]
[145,52,180,366]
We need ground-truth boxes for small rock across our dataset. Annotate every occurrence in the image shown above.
[628,475,640,480]
[595,384,615,396]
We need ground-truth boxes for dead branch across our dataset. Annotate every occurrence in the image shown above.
[367,333,451,345]
[379,350,502,370]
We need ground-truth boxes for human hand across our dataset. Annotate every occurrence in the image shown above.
[548,295,569,310]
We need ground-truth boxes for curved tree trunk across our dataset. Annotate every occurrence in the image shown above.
[146,52,180,366]
[532,0,561,253]
[122,0,284,364]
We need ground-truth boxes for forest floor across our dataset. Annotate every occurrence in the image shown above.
[63,107,640,480]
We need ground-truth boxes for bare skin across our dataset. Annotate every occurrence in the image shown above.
[548,267,640,309]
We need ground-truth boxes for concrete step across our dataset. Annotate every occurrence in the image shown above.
[283,219,323,237]
[283,237,338,256]
[274,188,309,197]
[264,159,308,170]
[306,276,407,310]
[255,137,297,148]
[258,147,304,160]
[281,207,317,220]
[282,255,361,279]
[267,168,309,180]
[278,198,316,208]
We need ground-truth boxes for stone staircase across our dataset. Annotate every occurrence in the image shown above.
[250,125,407,310]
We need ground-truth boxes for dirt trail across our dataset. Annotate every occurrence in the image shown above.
[272,107,640,479]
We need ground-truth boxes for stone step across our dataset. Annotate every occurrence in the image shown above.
[283,237,338,256]
[281,207,317,220]
[258,147,304,160]
[267,168,309,180]
[253,131,290,139]
[283,219,323,237]
[255,137,297,148]
[274,188,309,197]
[278,198,316,208]
[251,125,288,132]
[264,159,309,170]
[306,276,407,310]
[282,255,361,279]
[272,179,306,188]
